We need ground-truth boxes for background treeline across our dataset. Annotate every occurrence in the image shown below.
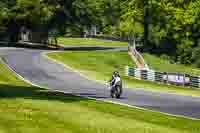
[0,0,200,67]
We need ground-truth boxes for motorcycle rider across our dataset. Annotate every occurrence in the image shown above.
[109,70,122,98]
[110,71,121,88]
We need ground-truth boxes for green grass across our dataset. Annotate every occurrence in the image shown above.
[0,58,200,133]
[143,53,200,76]
[58,37,128,47]
[47,51,200,97]
[48,51,135,80]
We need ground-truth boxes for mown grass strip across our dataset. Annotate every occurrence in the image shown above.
[58,37,128,47]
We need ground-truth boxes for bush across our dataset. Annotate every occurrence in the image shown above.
[192,46,200,68]
[176,43,193,65]
[160,54,170,61]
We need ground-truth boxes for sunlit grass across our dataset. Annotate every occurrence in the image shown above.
[58,37,128,47]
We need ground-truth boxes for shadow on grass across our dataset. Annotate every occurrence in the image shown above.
[0,84,88,103]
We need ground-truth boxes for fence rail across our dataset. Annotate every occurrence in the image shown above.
[125,66,200,88]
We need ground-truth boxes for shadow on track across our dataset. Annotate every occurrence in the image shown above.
[0,42,59,50]
[0,83,127,102]
[0,42,127,51]
[0,84,90,103]
[70,92,127,99]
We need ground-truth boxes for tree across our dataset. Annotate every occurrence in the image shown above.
[119,0,144,40]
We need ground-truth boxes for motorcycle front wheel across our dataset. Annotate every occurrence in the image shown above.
[110,88,115,98]
[115,85,122,98]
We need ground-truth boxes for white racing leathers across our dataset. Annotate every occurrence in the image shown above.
[111,76,121,88]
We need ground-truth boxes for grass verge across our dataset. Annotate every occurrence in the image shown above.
[47,51,200,97]
[143,53,200,76]
[58,37,128,47]
[0,58,200,133]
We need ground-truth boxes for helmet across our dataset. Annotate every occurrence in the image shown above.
[113,71,119,77]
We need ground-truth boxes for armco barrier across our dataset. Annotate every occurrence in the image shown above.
[199,78,200,88]
[155,72,164,82]
[128,67,135,77]
[190,76,200,88]
[125,66,200,88]
[135,69,141,79]
[141,70,148,80]
[147,70,155,81]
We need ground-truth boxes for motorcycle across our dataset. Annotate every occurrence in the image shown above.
[109,79,122,98]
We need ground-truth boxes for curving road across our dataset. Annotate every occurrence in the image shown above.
[0,47,200,119]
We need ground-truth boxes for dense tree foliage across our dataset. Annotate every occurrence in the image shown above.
[0,0,200,67]
[0,0,99,39]
[119,0,200,67]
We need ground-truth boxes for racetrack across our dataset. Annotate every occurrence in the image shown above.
[0,47,200,119]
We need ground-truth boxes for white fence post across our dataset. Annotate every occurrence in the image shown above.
[147,70,155,81]
[135,68,141,79]
[198,77,200,88]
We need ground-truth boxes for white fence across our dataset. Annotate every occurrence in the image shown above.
[125,66,200,88]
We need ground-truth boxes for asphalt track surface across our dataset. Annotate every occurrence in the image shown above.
[0,47,200,119]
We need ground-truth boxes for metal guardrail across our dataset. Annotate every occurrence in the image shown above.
[125,66,200,88]
[190,76,200,88]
